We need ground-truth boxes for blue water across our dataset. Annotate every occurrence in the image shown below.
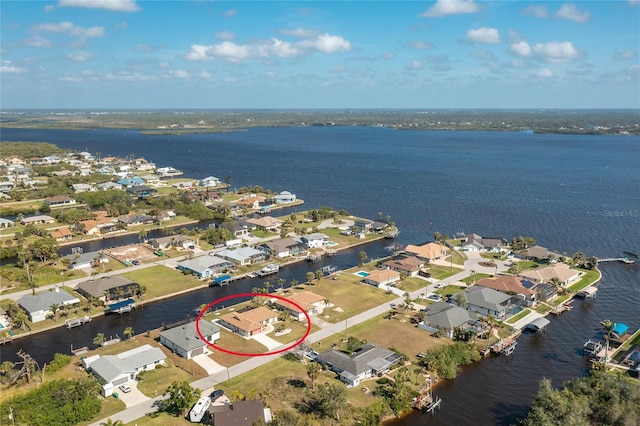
[356,271,370,277]
[0,125,639,425]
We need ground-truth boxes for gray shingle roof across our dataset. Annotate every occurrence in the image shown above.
[89,344,165,383]
[317,343,402,377]
[76,275,137,298]
[464,285,513,311]
[160,321,220,352]
[424,301,473,330]
[17,289,79,313]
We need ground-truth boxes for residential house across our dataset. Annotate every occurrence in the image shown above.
[49,226,73,242]
[475,275,539,306]
[20,215,55,225]
[247,216,282,231]
[118,177,144,188]
[519,263,581,287]
[140,175,160,185]
[210,400,272,426]
[149,235,194,250]
[0,182,15,192]
[171,181,196,190]
[97,181,123,191]
[236,196,265,210]
[418,301,476,339]
[363,269,401,287]
[382,256,424,277]
[273,191,296,204]
[461,233,509,253]
[353,219,373,234]
[177,255,234,279]
[199,176,221,187]
[126,185,156,199]
[0,218,15,228]
[463,285,514,320]
[272,291,326,321]
[82,344,166,396]
[44,195,76,207]
[316,343,403,387]
[63,250,109,270]
[301,232,330,249]
[76,276,139,302]
[80,218,119,235]
[216,247,267,265]
[17,287,80,322]
[405,242,448,262]
[517,245,556,262]
[52,170,75,178]
[158,209,176,222]
[70,183,95,192]
[217,306,278,337]
[116,214,154,227]
[159,320,220,359]
[263,237,306,258]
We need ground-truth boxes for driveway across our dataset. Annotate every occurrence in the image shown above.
[192,352,226,375]
[117,380,150,408]
[251,332,283,351]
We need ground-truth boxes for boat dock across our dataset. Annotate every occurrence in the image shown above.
[577,286,598,299]
[490,337,518,356]
[65,316,92,329]
[106,298,135,314]
[412,392,442,414]
[550,302,573,315]
[583,339,603,357]
[598,257,635,264]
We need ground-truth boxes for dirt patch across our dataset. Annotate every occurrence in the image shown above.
[107,244,157,264]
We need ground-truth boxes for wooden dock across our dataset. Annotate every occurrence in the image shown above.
[490,337,518,356]
[412,392,442,414]
[65,316,92,329]
[550,302,573,315]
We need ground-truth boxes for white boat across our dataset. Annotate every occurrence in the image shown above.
[156,166,183,177]
[256,263,280,277]
[189,396,211,423]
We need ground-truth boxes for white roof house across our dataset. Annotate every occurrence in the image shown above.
[216,247,267,265]
[301,233,330,249]
[17,287,80,323]
[82,344,166,396]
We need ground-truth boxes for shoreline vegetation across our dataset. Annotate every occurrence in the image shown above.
[1,109,638,136]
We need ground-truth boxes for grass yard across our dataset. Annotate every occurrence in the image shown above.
[136,361,196,398]
[267,318,318,345]
[447,249,467,265]
[435,285,465,296]
[80,397,126,426]
[427,264,464,280]
[124,412,191,426]
[395,276,427,293]
[506,309,531,324]
[534,304,553,314]
[206,328,269,366]
[122,266,205,299]
[460,273,492,285]
[567,268,601,293]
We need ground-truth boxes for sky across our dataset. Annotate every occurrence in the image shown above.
[1,0,639,109]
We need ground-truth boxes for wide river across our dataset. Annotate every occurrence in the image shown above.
[1,125,639,425]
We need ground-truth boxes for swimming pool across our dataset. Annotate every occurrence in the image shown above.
[355,271,370,277]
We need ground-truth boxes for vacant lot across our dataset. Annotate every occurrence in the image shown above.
[108,244,157,264]
[122,266,205,299]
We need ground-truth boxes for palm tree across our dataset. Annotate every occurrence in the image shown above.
[278,278,285,292]
[100,418,124,426]
[124,326,134,340]
[315,270,324,284]
[600,319,614,362]
[306,362,322,389]
[549,277,563,296]
[93,332,105,348]
[469,270,477,284]
[263,281,272,294]
[359,251,368,265]
[49,303,60,322]
[306,272,315,284]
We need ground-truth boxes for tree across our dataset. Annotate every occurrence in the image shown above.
[469,270,477,284]
[278,278,286,291]
[549,277,563,295]
[306,272,315,284]
[263,281,272,294]
[315,270,324,285]
[600,319,614,362]
[93,333,105,348]
[308,383,347,421]
[306,362,322,389]
[100,419,124,426]
[572,251,586,268]
[162,380,200,416]
[359,251,368,265]
[433,231,441,242]
[49,303,60,322]
[124,326,134,340]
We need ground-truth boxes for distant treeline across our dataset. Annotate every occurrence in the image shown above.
[0,141,68,158]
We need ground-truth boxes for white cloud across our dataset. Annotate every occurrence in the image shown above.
[279,27,319,38]
[629,0,640,6]
[173,70,190,79]
[224,77,236,83]
[471,50,497,61]
[411,40,434,50]
[134,44,154,52]
[44,4,55,12]
[421,0,482,18]
[523,5,548,18]
[159,62,170,68]
[510,41,533,57]
[225,9,237,17]
[0,61,26,74]
[197,70,212,79]
[57,0,140,12]
[555,3,590,23]
[264,71,276,78]
[24,36,52,47]
[33,21,105,38]
[613,50,638,60]
[185,33,351,62]
[405,60,423,70]
[466,27,500,44]
[507,30,524,44]
[67,51,93,62]
[536,67,553,78]
[384,52,396,60]
[215,31,235,41]
[532,41,583,63]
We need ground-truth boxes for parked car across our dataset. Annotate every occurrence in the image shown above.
[427,294,442,301]
[390,303,397,309]
[435,283,444,289]
[119,384,131,393]
[132,260,140,266]
[210,389,224,401]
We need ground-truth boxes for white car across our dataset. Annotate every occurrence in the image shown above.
[435,283,444,289]
[119,384,131,393]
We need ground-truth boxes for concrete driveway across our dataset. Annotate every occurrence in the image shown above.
[116,380,150,408]
[192,352,226,375]
[251,332,283,351]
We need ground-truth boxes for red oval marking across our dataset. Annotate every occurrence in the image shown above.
[195,292,311,357]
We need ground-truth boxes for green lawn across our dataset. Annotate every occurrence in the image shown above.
[460,273,492,285]
[122,266,205,299]
[124,412,191,425]
[267,318,319,345]
[204,327,269,367]
[567,268,601,293]
[435,285,465,296]
[426,264,464,280]
[506,309,531,324]
[395,276,427,293]
[534,304,553,314]
[136,362,195,398]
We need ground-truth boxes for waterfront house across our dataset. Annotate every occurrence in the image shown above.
[262,237,307,258]
[17,287,80,322]
[419,302,476,339]
[118,177,144,187]
[405,242,448,262]
[49,226,73,242]
[116,214,154,227]
[218,306,278,337]
[177,255,234,279]
[76,276,139,302]
[517,245,556,262]
[126,185,156,199]
[159,209,176,222]
[80,218,119,235]
[149,235,194,250]
[216,246,267,265]
[247,215,282,231]
[44,195,76,207]
[70,183,95,193]
[475,276,538,306]
[97,181,123,191]
[210,400,272,426]
[363,269,401,287]
[382,255,424,276]
[82,344,166,396]
[463,285,514,320]
[271,291,326,321]
[273,191,297,204]
[316,343,402,387]
[301,232,330,249]
[236,196,265,210]
[199,176,221,187]
[461,233,508,253]
[20,215,55,225]
[353,219,373,234]
[160,320,220,359]
[63,250,109,270]
[141,174,160,185]
[0,218,15,228]
[518,263,581,287]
